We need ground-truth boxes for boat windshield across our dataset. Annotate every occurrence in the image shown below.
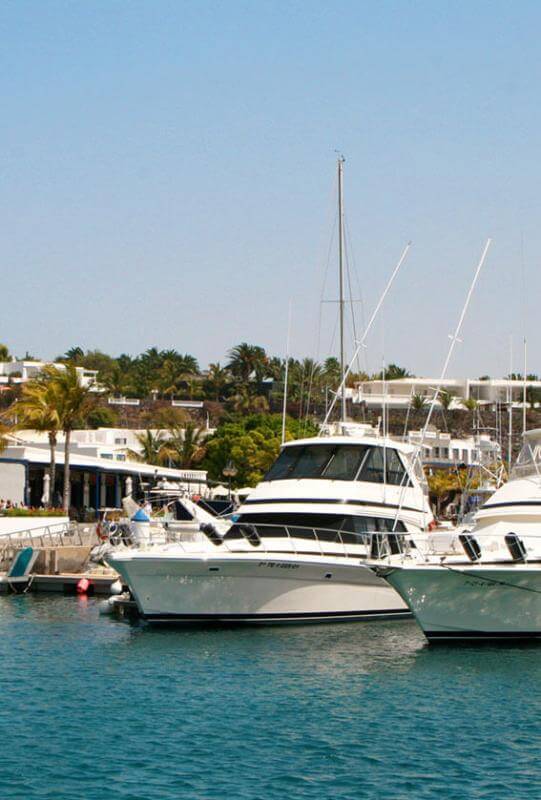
[263,444,412,486]
[511,441,541,478]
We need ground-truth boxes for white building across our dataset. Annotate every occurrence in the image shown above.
[0,440,207,512]
[406,428,501,467]
[0,360,98,389]
[354,377,541,410]
[13,426,215,463]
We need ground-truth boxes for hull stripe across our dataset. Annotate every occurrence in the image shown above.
[426,630,541,641]
[482,500,541,511]
[242,497,424,514]
[143,608,411,623]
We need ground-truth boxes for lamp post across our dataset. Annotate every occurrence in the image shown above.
[222,460,238,503]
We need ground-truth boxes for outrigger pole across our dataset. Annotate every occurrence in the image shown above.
[319,241,412,432]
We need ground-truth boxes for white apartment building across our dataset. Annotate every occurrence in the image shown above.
[406,428,501,467]
[12,426,215,463]
[0,360,98,389]
[354,377,541,410]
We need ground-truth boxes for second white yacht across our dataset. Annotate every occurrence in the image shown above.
[372,429,541,642]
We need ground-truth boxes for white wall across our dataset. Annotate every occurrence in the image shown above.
[0,462,25,504]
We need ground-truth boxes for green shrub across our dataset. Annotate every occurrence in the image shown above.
[1,508,67,517]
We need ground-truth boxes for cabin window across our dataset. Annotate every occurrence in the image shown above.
[293,446,335,478]
[321,445,369,481]
[264,445,362,481]
[264,446,303,480]
[358,447,385,483]
[357,447,411,487]
[385,448,410,486]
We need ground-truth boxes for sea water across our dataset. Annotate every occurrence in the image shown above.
[0,595,539,800]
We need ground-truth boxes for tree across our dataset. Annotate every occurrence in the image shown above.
[52,365,96,512]
[228,386,269,414]
[227,343,268,384]
[202,414,317,487]
[204,362,231,401]
[62,346,84,363]
[160,422,207,469]
[0,344,11,362]
[427,470,459,517]
[461,397,478,412]
[9,371,63,507]
[0,422,11,453]
[375,364,412,380]
[127,430,169,465]
[410,392,427,410]
[86,406,119,429]
[438,390,454,411]
[322,357,341,387]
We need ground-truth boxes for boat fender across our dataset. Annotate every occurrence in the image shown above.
[459,533,482,562]
[505,533,527,562]
[77,577,90,594]
[109,579,123,595]
[200,522,223,546]
[241,524,261,547]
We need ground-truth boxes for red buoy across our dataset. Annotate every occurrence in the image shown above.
[77,577,90,594]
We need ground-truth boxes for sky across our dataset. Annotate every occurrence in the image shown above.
[1,0,541,378]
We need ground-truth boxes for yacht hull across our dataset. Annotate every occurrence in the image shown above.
[382,564,541,642]
[108,553,409,624]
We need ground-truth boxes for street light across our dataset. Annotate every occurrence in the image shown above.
[222,460,238,503]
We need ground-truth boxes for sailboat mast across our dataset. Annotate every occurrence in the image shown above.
[338,156,346,423]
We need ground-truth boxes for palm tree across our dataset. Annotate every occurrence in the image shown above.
[0,422,11,453]
[127,430,169,465]
[204,362,230,401]
[227,343,268,384]
[375,364,412,380]
[410,392,427,411]
[461,397,478,412]
[439,390,454,411]
[62,346,84,363]
[160,422,207,469]
[9,372,62,507]
[52,365,95,512]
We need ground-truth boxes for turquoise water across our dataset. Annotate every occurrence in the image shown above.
[1,596,539,800]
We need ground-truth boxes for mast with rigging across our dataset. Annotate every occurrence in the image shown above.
[337,155,346,423]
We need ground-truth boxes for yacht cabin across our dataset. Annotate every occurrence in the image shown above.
[227,433,433,543]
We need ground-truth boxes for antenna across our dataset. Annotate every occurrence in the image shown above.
[320,241,412,432]
[281,300,293,445]
[508,335,513,473]
[523,337,527,436]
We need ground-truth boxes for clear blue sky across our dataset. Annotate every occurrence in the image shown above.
[2,0,540,377]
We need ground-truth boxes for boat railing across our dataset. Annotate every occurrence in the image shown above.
[213,522,381,560]
[374,527,541,566]
[0,522,98,561]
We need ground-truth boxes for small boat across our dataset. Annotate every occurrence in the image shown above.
[372,428,541,642]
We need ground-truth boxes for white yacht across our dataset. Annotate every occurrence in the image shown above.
[106,426,434,624]
[373,429,541,642]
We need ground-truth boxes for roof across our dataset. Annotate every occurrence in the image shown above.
[0,444,206,480]
[281,435,416,454]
